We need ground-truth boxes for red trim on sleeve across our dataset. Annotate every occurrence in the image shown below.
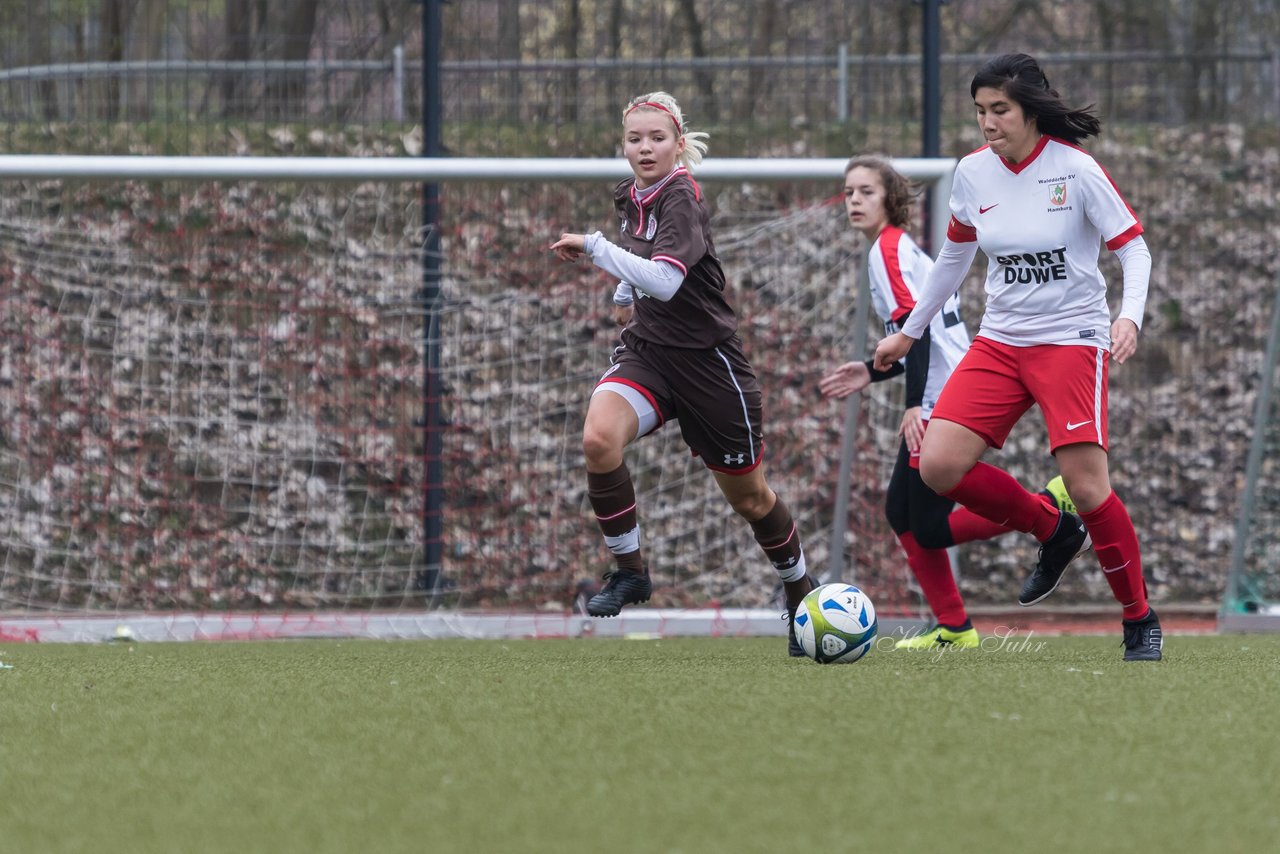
[651,254,688,275]
[877,226,916,323]
[947,216,977,243]
[1105,222,1145,251]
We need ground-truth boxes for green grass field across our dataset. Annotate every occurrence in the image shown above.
[2,634,1277,853]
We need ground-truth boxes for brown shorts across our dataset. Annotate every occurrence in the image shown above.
[596,333,765,473]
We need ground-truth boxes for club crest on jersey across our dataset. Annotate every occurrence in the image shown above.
[644,215,659,240]
[1049,183,1067,206]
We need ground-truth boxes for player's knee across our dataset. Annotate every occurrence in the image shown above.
[728,490,773,521]
[884,504,907,535]
[918,459,960,495]
[913,526,952,551]
[1066,480,1109,514]
[581,426,622,468]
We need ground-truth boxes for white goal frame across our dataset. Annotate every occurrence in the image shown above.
[0,154,955,643]
[0,154,956,250]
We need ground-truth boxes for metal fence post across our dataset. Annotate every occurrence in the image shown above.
[394,45,405,122]
[837,43,848,123]
[828,258,872,584]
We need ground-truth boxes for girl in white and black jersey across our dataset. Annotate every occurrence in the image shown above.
[550,92,816,655]
[873,53,1162,661]
[821,155,1067,650]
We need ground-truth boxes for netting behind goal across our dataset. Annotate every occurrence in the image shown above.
[0,167,938,618]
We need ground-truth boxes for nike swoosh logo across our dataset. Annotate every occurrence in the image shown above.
[979,204,999,214]
[1066,420,1093,430]
[1103,560,1132,574]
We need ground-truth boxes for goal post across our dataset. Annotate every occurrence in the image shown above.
[0,154,957,250]
[1221,272,1280,631]
[0,154,954,641]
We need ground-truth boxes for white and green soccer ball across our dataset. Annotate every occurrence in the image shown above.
[793,583,878,664]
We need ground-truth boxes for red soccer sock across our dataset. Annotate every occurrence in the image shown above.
[941,462,1061,542]
[1079,491,1149,620]
[948,507,1013,544]
[898,531,967,627]
[949,492,1056,544]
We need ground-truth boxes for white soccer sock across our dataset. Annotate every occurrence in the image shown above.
[775,550,807,583]
[604,526,640,555]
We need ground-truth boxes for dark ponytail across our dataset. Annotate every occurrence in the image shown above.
[970,53,1101,145]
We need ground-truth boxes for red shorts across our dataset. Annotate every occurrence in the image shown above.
[907,420,929,470]
[930,336,1109,453]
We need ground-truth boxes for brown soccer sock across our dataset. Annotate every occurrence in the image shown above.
[750,496,807,596]
[587,463,644,572]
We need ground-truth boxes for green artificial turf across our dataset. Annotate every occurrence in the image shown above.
[2,635,1277,853]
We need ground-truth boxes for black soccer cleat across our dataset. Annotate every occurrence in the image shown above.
[1122,608,1164,661]
[586,567,652,617]
[787,615,806,657]
[1019,510,1092,606]
[785,574,820,657]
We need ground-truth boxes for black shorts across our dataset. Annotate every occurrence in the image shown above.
[884,439,956,547]
[596,333,765,474]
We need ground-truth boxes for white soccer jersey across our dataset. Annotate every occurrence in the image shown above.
[946,136,1142,348]
[868,225,971,418]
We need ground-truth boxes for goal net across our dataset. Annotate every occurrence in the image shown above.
[0,157,956,636]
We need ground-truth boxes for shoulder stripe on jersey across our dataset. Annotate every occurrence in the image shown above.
[1050,137,1144,231]
[877,226,915,322]
[947,216,977,243]
[651,254,688,275]
[1095,161,1142,233]
[681,171,702,201]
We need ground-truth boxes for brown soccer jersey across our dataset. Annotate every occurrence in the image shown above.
[611,169,738,349]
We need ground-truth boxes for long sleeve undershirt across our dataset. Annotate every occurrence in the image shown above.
[1113,235,1151,329]
[900,238,978,340]
[584,231,685,302]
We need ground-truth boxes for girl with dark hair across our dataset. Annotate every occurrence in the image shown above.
[969,52,1102,145]
[873,53,1162,661]
[821,155,1070,650]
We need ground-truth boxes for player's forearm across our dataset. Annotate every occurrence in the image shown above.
[584,231,684,301]
[862,359,905,382]
[900,238,977,339]
[1114,235,1151,329]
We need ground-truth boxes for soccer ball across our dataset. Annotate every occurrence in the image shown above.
[793,583,878,664]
